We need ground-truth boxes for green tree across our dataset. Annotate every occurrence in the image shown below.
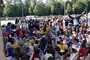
[0,6,3,16]
[14,4,22,17]
[24,0,30,16]
[29,7,33,15]
[78,0,87,4]
[73,1,86,14]
[0,0,89,17]
[58,0,63,4]
[66,3,72,14]
[72,3,75,14]
[23,5,29,16]
[0,0,3,4]
[33,3,45,16]
[88,0,90,12]
[29,0,37,8]
[3,5,11,17]
[51,2,62,15]
[51,4,55,15]
[44,5,51,15]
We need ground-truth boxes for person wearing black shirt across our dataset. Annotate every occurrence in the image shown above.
[65,9,86,32]
[15,18,19,24]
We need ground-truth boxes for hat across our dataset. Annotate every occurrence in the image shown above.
[72,31,75,34]
[70,36,72,39]
[34,44,38,47]
[37,38,41,41]
[73,34,76,37]
[35,58,40,60]
[6,42,11,47]
[55,54,60,59]
[42,35,46,37]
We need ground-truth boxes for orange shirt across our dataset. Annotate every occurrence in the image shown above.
[40,27,44,34]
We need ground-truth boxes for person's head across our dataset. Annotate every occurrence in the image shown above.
[46,47,52,54]
[55,46,60,52]
[48,45,53,49]
[83,40,87,44]
[34,44,38,49]
[81,43,86,48]
[40,38,44,43]
[35,40,39,45]
[57,41,60,44]
[48,56,54,60]
[55,54,61,60]
[73,15,76,18]
[48,40,52,45]
[21,55,28,60]
[7,22,11,27]
[6,42,12,47]
[34,49,40,54]
[35,58,40,60]
[56,58,60,60]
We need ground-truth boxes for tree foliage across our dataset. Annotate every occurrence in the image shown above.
[3,5,11,17]
[0,0,89,17]
[29,7,33,15]
[66,3,72,14]
[33,3,46,16]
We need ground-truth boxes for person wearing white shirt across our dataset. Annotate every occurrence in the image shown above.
[55,23,60,36]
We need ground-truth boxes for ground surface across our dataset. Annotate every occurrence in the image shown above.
[0,23,5,60]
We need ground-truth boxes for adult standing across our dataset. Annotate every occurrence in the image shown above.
[66,9,86,33]
[15,18,20,24]
[79,43,88,60]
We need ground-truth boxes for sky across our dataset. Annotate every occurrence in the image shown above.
[3,0,47,4]
[3,0,68,4]
[42,0,47,3]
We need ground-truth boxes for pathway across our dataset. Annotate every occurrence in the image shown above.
[0,22,6,60]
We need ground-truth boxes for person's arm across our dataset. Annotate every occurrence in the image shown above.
[68,15,73,19]
[29,52,34,60]
[65,9,74,19]
[6,51,9,57]
[76,8,86,18]
[76,12,85,18]
[72,53,79,60]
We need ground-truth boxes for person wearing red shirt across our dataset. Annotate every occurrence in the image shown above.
[79,43,88,60]
[30,49,40,60]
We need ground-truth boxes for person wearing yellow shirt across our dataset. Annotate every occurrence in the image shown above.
[57,41,65,53]
[24,39,30,47]
[12,43,18,49]
[40,26,45,35]
[32,37,37,45]
[46,25,50,32]
[57,41,66,60]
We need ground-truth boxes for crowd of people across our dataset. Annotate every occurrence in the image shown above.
[1,14,90,60]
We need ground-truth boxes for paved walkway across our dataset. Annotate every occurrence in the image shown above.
[0,24,5,60]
